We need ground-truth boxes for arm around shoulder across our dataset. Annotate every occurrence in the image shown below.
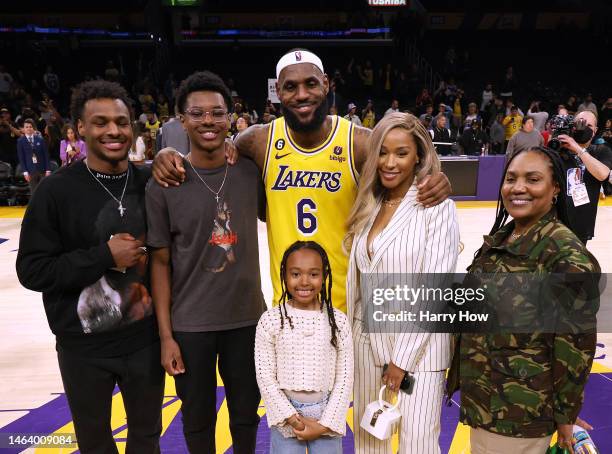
[234,124,270,170]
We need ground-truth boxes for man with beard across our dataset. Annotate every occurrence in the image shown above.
[153,49,451,311]
[16,80,164,453]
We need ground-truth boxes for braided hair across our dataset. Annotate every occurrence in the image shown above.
[473,146,572,261]
[278,240,339,348]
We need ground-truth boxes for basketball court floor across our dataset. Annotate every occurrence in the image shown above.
[1,201,611,453]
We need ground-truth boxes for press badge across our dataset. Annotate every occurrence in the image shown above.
[32,155,38,164]
[571,183,590,207]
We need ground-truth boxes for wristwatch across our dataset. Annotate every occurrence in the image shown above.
[577,147,589,158]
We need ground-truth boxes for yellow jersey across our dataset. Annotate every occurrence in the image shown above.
[263,115,358,312]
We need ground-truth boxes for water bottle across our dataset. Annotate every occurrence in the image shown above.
[571,425,599,454]
[546,425,599,454]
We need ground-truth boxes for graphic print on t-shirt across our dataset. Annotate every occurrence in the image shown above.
[77,193,153,333]
[205,197,238,273]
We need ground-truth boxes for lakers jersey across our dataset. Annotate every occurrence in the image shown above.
[263,115,358,312]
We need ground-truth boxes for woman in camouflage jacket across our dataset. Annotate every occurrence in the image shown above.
[447,147,600,454]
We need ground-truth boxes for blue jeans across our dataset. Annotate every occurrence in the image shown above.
[269,427,342,454]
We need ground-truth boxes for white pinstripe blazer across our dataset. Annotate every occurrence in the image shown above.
[346,184,460,372]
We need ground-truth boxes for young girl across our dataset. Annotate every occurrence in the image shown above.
[255,241,353,454]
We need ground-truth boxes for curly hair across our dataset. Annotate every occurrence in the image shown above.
[175,71,232,114]
[70,80,132,122]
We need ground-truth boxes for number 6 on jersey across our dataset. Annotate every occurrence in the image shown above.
[297,198,317,235]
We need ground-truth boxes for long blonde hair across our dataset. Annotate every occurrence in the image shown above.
[344,112,441,252]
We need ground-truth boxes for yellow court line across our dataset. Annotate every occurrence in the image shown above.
[0,206,26,218]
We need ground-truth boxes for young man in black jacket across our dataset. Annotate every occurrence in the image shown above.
[16,80,164,454]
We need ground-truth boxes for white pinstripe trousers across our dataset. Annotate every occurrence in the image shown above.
[353,319,445,454]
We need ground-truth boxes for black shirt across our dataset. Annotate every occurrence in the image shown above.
[16,161,158,357]
[559,143,612,241]
[459,128,489,155]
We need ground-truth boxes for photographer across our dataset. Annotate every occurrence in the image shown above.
[557,110,612,244]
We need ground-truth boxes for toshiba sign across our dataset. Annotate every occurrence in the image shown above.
[368,0,407,5]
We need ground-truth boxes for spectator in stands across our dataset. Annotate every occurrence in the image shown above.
[360,59,374,98]
[43,65,60,97]
[527,101,549,132]
[430,114,454,156]
[45,112,63,163]
[345,102,362,126]
[136,126,154,161]
[361,100,376,129]
[541,120,552,146]
[384,99,399,117]
[421,114,433,131]
[262,108,276,124]
[0,107,20,167]
[231,102,243,127]
[578,93,598,115]
[503,105,523,150]
[459,118,489,156]
[506,116,544,157]
[463,102,481,131]
[485,96,505,127]
[480,83,494,112]
[557,110,612,244]
[566,95,578,115]
[602,119,612,147]
[505,98,523,117]
[331,68,346,97]
[600,98,612,128]
[157,94,169,119]
[437,102,453,126]
[489,113,506,155]
[419,104,434,123]
[17,118,51,193]
[138,104,156,125]
[415,88,432,112]
[59,124,87,166]
[451,89,465,129]
[380,63,394,99]
[144,112,161,141]
[158,108,189,156]
[326,80,344,113]
[233,116,248,140]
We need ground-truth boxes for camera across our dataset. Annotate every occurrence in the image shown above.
[548,114,591,151]
[548,115,574,151]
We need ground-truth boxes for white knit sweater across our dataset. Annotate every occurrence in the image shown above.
[255,304,353,436]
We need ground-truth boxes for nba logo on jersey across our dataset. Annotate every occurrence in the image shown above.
[295,51,302,61]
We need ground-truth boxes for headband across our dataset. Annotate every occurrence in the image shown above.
[276,50,325,79]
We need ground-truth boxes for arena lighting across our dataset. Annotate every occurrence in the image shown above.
[184,27,390,38]
[0,24,149,38]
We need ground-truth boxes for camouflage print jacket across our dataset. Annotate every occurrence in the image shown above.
[446,211,600,438]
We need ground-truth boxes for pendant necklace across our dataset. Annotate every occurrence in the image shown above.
[85,160,130,217]
[186,154,228,203]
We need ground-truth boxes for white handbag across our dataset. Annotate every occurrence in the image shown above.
[359,385,402,440]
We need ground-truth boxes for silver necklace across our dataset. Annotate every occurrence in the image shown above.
[186,155,228,203]
[510,231,522,241]
[85,160,130,217]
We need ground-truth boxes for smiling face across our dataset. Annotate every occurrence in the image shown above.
[77,98,132,165]
[277,63,329,133]
[378,127,419,195]
[181,90,229,154]
[502,151,559,230]
[285,248,324,309]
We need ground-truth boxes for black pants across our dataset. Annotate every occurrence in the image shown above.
[28,172,44,195]
[173,325,261,454]
[57,341,165,454]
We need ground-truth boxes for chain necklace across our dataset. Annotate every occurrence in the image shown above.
[383,198,403,207]
[510,231,523,241]
[186,155,228,203]
[85,160,130,217]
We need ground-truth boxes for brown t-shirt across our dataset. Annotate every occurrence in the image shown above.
[146,157,266,331]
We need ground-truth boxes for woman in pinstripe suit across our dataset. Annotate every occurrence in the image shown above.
[344,112,460,454]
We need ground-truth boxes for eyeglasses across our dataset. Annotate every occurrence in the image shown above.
[184,108,228,123]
